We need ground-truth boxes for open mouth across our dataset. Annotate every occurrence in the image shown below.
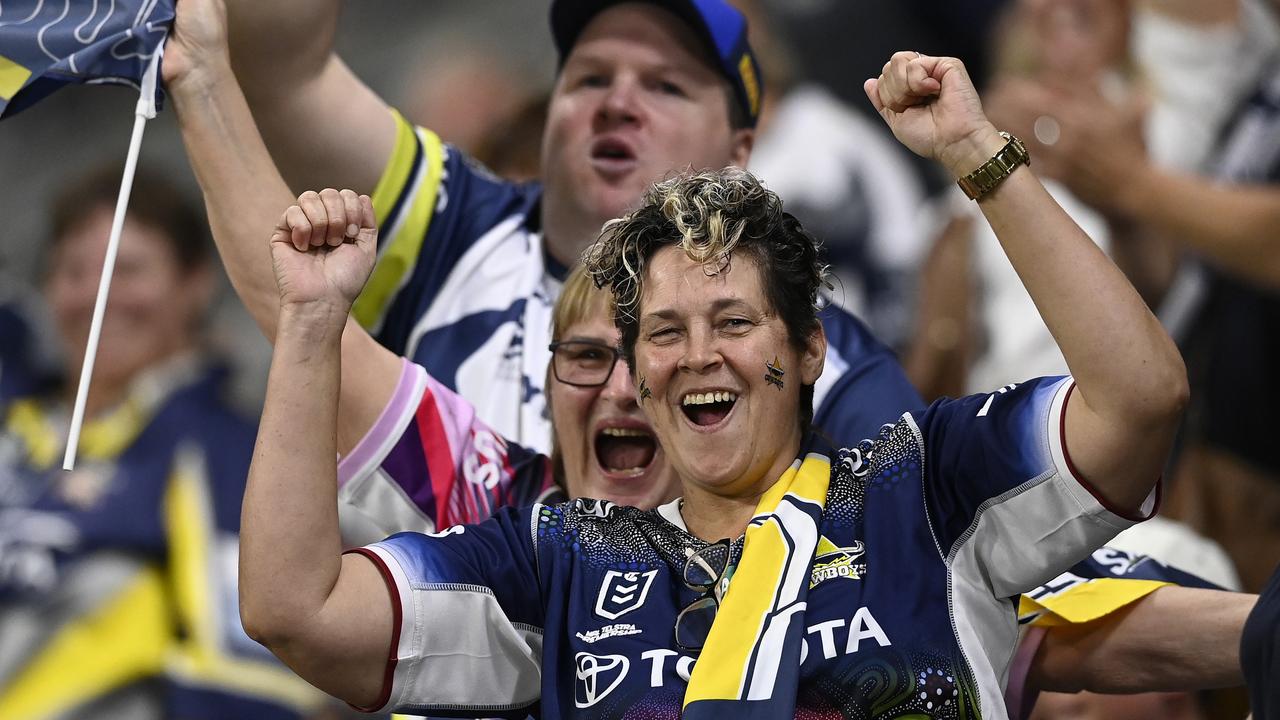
[681,391,738,427]
[594,426,657,474]
[590,137,637,165]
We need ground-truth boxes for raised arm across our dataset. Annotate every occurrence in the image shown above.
[238,193,391,705]
[1030,586,1254,692]
[864,53,1188,514]
[165,2,398,454]
[215,0,394,194]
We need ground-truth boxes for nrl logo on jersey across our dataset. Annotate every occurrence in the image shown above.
[810,537,867,588]
[595,569,658,620]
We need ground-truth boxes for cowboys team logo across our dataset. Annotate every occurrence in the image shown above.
[595,568,658,620]
[810,537,867,588]
[574,652,629,708]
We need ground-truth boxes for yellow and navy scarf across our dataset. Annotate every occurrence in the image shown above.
[683,453,831,719]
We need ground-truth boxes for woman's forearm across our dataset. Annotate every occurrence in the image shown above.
[965,149,1187,511]
[863,51,1187,513]
[1032,587,1254,692]
[173,62,298,341]
[174,66,401,456]
[240,303,393,704]
[240,304,346,648]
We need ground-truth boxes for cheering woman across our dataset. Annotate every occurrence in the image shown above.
[238,51,1187,718]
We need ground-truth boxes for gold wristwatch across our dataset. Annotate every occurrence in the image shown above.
[957,131,1030,201]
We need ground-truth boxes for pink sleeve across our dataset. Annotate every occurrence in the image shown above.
[338,358,554,531]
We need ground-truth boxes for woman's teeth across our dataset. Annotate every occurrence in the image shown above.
[601,427,650,438]
[682,391,738,406]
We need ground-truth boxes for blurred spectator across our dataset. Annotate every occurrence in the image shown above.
[904,0,1265,400]
[741,0,930,351]
[398,36,548,159]
[473,93,551,182]
[0,165,322,719]
[0,296,55,405]
[762,0,1008,126]
[1025,0,1280,593]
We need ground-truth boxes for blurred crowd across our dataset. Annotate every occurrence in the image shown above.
[1,0,1279,718]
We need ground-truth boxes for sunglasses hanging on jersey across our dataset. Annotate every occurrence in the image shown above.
[674,539,735,653]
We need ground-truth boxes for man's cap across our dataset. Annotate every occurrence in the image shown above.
[550,0,763,127]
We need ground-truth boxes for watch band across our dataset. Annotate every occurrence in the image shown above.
[957,131,1030,201]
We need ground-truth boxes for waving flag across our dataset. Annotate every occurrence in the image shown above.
[1,1,176,468]
[0,0,173,119]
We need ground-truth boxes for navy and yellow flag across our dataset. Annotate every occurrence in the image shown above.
[0,0,173,119]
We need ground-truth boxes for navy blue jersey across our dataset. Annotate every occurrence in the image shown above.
[353,376,1154,718]
[356,111,921,458]
[1243,562,1280,719]
[0,301,53,404]
[0,360,324,719]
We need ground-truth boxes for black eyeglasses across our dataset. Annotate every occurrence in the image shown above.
[674,539,734,653]
[548,341,623,387]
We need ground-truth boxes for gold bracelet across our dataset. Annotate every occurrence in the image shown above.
[957,132,1030,201]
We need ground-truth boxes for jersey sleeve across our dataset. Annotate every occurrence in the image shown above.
[337,358,555,547]
[1019,546,1222,627]
[349,504,544,717]
[1003,547,1223,719]
[353,109,540,352]
[915,376,1159,598]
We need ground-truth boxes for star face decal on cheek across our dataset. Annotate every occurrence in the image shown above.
[765,356,785,390]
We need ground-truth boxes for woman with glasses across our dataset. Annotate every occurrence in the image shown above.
[328,263,679,546]
[239,53,1191,717]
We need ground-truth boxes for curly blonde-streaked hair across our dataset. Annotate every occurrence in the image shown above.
[581,168,830,425]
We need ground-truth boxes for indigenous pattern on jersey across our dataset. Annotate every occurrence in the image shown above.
[0,359,323,720]
[1003,547,1223,718]
[337,359,557,546]
[355,376,1155,719]
[357,110,922,457]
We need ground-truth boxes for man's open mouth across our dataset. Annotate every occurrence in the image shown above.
[591,137,637,163]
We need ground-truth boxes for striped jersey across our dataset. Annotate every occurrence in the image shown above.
[355,110,922,457]
[352,375,1156,718]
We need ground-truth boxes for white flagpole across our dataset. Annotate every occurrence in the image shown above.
[63,41,164,471]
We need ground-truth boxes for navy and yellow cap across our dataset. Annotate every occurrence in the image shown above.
[550,0,763,127]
